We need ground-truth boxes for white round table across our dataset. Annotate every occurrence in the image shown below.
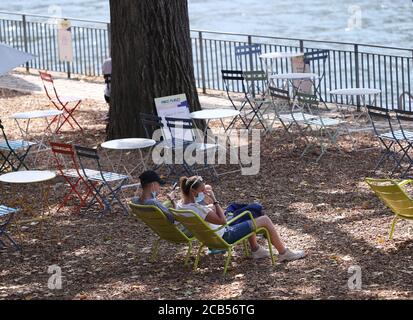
[101,138,156,178]
[101,138,156,150]
[0,170,57,231]
[10,110,63,120]
[329,88,381,96]
[9,109,64,164]
[0,170,56,184]
[270,73,319,81]
[190,109,241,135]
[329,87,382,124]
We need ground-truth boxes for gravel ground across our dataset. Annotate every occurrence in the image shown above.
[0,88,412,300]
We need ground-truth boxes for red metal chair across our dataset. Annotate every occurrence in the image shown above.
[50,142,103,214]
[39,71,83,133]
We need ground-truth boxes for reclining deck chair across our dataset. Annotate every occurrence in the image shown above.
[129,203,195,265]
[170,208,275,276]
[365,178,413,240]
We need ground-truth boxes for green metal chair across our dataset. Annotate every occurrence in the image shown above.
[129,203,195,265]
[170,208,276,276]
[365,178,413,240]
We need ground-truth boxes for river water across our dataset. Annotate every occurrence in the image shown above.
[1,0,413,48]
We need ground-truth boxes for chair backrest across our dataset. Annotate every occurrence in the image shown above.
[234,44,262,70]
[304,49,329,65]
[39,70,59,102]
[269,86,290,101]
[365,178,413,219]
[221,69,247,94]
[170,208,229,249]
[129,203,190,243]
[243,70,268,96]
[366,105,394,136]
[0,118,15,152]
[74,145,103,179]
[140,113,165,140]
[164,117,197,145]
[50,142,83,176]
[296,92,319,109]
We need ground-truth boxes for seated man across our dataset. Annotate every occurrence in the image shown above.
[177,175,307,262]
[132,170,191,237]
[131,170,175,222]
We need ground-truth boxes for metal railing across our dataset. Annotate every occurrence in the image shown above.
[1,11,413,110]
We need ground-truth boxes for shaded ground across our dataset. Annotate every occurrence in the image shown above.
[0,88,412,300]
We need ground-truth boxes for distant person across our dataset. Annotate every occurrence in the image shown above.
[102,57,111,104]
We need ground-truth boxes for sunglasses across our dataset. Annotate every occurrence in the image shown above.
[188,176,203,190]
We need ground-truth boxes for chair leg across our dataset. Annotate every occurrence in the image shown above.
[263,229,275,266]
[184,242,192,266]
[223,247,233,276]
[243,240,250,258]
[194,245,204,271]
[150,238,161,262]
[389,216,399,240]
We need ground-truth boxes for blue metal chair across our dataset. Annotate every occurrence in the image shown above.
[0,205,21,252]
[0,119,36,173]
[74,145,129,216]
[234,43,262,71]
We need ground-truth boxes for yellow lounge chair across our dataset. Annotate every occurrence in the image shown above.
[365,178,413,240]
[170,208,276,276]
[129,203,195,265]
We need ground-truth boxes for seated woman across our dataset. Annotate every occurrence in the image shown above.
[176,176,306,262]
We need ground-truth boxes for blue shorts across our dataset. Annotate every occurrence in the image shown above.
[222,220,254,244]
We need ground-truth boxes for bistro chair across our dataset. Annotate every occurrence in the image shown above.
[0,119,36,173]
[39,70,83,133]
[74,145,129,216]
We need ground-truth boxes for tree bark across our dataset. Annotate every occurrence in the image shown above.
[107,0,202,139]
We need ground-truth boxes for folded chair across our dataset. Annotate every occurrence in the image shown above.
[129,203,195,265]
[367,106,408,175]
[50,142,103,214]
[74,145,129,216]
[170,208,275,276]
[39,70,83,133]
[0,205,21,252]
[0,119,36,173]
[365,178,413,240]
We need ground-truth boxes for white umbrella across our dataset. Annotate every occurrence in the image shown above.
[0,43,36,76]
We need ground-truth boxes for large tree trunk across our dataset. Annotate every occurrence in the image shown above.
[107,0,202,139]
